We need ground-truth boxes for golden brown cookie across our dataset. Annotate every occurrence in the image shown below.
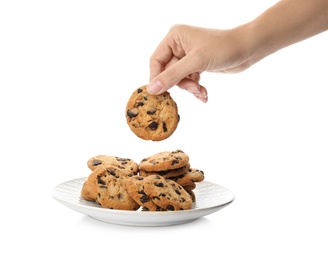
[143,175,193,211]
[125,85,179,141]
[87,155,139,177]
[139,149,189,172]
[95,173,140,210]
[125,176,165,211]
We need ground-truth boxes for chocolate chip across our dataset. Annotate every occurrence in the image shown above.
[140,195,151,203]
[138,190,146,195]
[162,122,167,132]
[119,157,131,162]
[92,159,102,166]
[137,88,143,93]
[171,159,180,166]
[127,108,139,118]
[166,205,175,211]
[148,121,158,130]
[97,177,106,185]
[107,169,117,176]
[155,182,164,188]
[147,108,156,115]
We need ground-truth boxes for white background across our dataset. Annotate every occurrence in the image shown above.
[1,0,327,259]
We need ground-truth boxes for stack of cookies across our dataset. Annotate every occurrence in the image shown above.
[80,150,205,211]
[138,149,204,204]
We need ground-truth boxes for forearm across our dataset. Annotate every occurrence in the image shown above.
[243,0,328,63]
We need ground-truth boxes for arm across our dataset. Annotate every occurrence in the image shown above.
[147,0,328,102]
[245,0,328,66]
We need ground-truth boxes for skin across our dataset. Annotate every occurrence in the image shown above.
[148,0,328,103]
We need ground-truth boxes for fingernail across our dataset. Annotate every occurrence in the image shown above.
[196,96,208,103]
[187,87,201,95]
[147,80,164,95]
[193,93,208,103]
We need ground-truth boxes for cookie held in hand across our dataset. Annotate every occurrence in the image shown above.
[125,85,179,141]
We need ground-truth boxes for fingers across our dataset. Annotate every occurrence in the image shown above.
[147,54,199,93]
[195,85,208,103]
[148,24,208,102]
[147,71,208,103]
[149,44,173,84]
[148,26,184,83]
[177,78,208,103]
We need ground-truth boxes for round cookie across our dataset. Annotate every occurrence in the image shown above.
[139,149,189,172]
[143,175,193,211]
[87,155,139,177]
[125,176,164,211]
[95,173,140,210]
[125,85,179,141]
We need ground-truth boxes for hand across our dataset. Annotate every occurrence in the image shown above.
[148,0,328,103]
[147,24,252,103]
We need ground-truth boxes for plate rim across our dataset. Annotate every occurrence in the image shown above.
[52,177,235,226]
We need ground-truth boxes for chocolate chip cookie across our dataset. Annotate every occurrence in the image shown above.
[143,175,193,211]
[87,155,139,177]
[125,85,179,141]
[95,173,140,210]
[125,176,164,211]
[139,149,189,172]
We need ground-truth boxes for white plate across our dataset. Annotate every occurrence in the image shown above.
[52,177,235,227]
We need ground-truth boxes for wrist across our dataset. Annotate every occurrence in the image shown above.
[234,22,274,68]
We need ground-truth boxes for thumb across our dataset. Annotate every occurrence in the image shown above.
[147,55,199,95]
